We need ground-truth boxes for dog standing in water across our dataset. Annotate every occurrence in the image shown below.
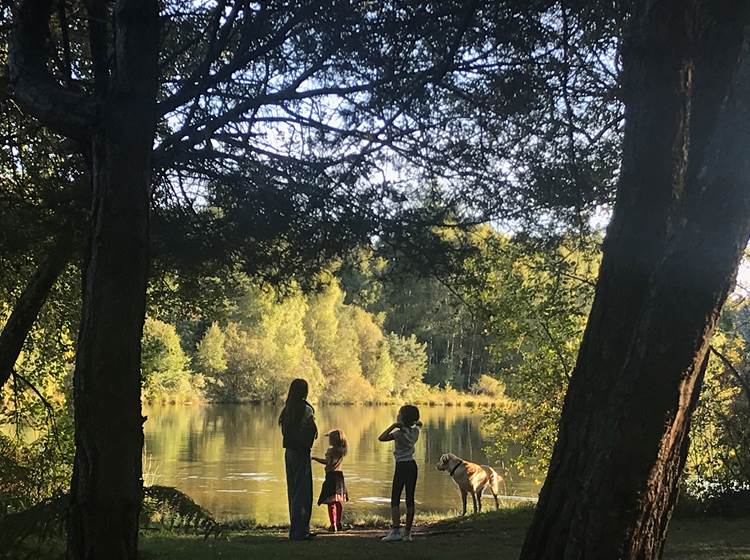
[436,453,503,515]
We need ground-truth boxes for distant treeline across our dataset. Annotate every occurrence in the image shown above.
[142,278,441,404]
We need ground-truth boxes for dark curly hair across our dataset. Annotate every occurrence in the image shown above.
[399,404,420,427]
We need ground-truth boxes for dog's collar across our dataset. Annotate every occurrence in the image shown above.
[449,460,464,477]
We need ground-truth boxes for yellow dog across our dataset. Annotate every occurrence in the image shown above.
[436,453,503,515]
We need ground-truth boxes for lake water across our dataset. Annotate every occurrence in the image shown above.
[142,403,539,525]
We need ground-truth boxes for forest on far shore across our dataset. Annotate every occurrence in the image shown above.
[141,226,596,407]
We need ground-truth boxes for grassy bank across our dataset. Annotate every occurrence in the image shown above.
[138,508,750,560]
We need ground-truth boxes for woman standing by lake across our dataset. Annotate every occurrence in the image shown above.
[279,378,318,540]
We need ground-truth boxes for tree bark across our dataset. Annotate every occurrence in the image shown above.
[66,1,159,558]
[519,2,750,559]
[0,230,73,390]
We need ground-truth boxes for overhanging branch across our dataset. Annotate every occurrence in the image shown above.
[7,0,97,141]
[0,230,74,391]
[709,345,750,408]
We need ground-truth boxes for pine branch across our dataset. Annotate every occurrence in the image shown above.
[7,0,97,141]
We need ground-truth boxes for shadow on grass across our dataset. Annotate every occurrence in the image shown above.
[9,507,750,560]
[140,507,750,560]
[140,508,534,560]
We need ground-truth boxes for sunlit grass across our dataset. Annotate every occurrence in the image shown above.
[140,508,750,560]
[344,508,480,529]
[11,507,750,560]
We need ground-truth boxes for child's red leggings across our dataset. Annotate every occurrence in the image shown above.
[327,502,343,527]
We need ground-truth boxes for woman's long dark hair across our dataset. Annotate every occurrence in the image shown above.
[278,378,311,427]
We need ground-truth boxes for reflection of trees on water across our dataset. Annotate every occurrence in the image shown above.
[142,404,500,523]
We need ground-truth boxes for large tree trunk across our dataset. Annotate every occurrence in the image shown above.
[66,1,159,558]
[0,230,73,389]
[520,2,750,559]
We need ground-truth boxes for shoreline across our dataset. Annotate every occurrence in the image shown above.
[142,398,501,408]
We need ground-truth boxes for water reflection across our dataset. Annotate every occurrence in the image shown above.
[142,403,537,525]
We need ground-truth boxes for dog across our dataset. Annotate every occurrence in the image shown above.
[436,453,503,515]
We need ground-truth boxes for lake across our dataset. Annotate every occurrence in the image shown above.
[142,403,539,525]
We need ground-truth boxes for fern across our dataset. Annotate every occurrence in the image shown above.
[0,485,222,555]
[141,485,222,537]
[0,493,68,552]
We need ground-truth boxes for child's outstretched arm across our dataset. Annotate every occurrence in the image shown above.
[311,456,327,464]
[378,422,401,442]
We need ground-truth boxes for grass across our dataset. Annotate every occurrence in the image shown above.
[138,508,750,560]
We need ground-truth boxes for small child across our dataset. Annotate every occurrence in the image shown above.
[378,405,421,542]
[312,429,349,532]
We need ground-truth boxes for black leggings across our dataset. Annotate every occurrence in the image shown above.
[390,460,418,508]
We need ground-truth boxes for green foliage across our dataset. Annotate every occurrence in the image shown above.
[0,264,77,518]
[370,340,397,395]
[202,283,326,402]
[0,422,73,516]
[303,281,370,402]
[194,323,227,377]
[141,485,222,537]
[685,304,750,498]
[340,242,492,390]
[205,322,260,402]
[186,275,436,404]
[387,333,428,393]
[472,375,507,399]
[340,227,601,476]
[474,232,599,478]
[141,318,197,403]
[350,307,387,388]
[0,493,68,553]
[0,485,222,555]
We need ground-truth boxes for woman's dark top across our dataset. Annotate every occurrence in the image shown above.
[281,402,318,451]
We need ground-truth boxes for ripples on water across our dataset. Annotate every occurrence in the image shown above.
[142,403,538,525]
